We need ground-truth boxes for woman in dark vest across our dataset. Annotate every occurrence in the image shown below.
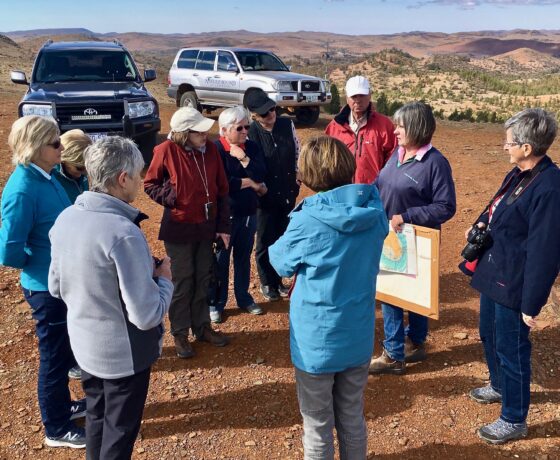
[246,89,300,301]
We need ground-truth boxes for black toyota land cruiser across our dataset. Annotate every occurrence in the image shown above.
[10,40,160,163]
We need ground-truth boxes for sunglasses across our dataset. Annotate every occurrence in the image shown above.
[189,130,207,135]
[264,107,276,115]
[47,139,62,149]
[74,166,86,173]
[235,125,251,132]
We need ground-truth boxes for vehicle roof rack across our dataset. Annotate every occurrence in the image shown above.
[42,39,53,48]
[112,39,123,47]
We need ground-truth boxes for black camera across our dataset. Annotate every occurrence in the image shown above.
[461,226,493,262]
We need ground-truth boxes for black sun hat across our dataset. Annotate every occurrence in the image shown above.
[245,89,276,116]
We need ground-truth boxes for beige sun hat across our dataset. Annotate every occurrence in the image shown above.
[170,106,214,133]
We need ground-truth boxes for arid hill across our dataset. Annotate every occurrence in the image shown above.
[4,28,560,60]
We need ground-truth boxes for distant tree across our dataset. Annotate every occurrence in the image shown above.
[376,93,389,115]
[476,110,490,123]
[327,83,341,114]
[388,100,404,116]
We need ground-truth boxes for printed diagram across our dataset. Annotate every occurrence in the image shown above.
[380,224,417,275]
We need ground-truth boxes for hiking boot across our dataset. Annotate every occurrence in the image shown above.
[369,349,406,375]
[197,326,229,347]
[45,426,86,449]
[278,282,290,298]
[260,285,281,301]
[469,385,502,404]
[243,302,263,315]
[174,335,195,359]
[69,399,86,421]
[209,306,222,324]
[478,418,528,444]
[68,365,82,380]
[404,337,427,363]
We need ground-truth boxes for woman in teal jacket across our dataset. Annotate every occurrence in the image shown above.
[0,116,85,448]
[269,137,387,460]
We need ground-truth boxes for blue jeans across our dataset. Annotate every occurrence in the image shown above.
[381,303,428,361]
[22,288,77,437]
[295,363,369,460]
[479,294,531,423]
[215,215,257,312]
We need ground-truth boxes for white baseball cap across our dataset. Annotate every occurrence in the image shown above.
[345,76,370,97]
[170,106,214,133]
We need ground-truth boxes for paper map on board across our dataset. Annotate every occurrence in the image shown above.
[379,224,417,275]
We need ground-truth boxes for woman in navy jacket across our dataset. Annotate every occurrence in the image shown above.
[466,108,560,444]
[212,106,267,323]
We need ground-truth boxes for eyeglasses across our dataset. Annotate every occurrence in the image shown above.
[259,107,276,117]
[503,141,522,148]
[235,125,251,132]
[189,130,207,135]
[47,139,62,149]
[75,166,86,173]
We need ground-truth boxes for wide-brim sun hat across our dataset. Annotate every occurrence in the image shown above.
[170,106,214,133]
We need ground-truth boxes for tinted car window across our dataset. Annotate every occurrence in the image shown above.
[217,51,237,71]
[195,51,216,71]
[34,50,138,83]
[234,51,288,71]
[178,50,198,69]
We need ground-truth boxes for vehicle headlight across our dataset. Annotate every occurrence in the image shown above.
[128,101,155,119]
[274,81,293,91]
[21,103,53,117]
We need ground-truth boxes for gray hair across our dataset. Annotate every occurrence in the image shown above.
[84,136,144,193]
[218,105,250,132]
[393,101,436,148]
[505,108,557,157]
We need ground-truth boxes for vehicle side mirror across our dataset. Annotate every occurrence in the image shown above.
[226,62,239,73]
[11,70,28,85]
[144,69,157,82]
[287,65,292,71]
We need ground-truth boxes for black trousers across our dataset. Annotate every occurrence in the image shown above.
[164,240,213,338]
[255,207,290,288]
[82,367,151,460]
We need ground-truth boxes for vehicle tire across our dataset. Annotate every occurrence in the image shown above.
[136,132,158,166]
[180,91,201,112]
[295,106,320,125]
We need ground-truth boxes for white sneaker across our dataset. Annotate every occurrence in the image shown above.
[209,306,222,324]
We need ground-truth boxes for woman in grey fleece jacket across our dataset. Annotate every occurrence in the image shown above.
[49,137,173,460]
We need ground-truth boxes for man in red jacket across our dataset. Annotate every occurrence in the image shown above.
[325,76,397,183]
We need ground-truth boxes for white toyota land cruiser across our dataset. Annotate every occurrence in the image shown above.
[167,47,331,125]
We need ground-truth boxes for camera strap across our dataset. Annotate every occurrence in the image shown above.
[474,158,548,225]
[505,158,547,205]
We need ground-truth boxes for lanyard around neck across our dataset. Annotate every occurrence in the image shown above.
[191,152,210,203]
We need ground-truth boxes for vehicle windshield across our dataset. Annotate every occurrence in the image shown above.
[234,51,289,72]
[34,50,139,83]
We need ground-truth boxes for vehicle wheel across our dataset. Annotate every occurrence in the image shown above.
[180,91,201,112]
[136,132,158,166]
[295,106,320,125]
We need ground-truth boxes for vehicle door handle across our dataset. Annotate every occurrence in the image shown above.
[193,73,199,76]
[213,75,221,78]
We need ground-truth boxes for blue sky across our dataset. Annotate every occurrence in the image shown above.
[2,0,560,35]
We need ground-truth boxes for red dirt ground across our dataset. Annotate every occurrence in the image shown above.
[0,98,559,459]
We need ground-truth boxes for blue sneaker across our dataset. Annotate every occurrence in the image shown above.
[478,418,528,444]
[469,385,502,404]
[69,399,86,421]
[45,425,86,449]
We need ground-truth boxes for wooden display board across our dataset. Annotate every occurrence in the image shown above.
[375,225,440,319]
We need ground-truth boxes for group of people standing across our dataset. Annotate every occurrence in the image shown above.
[0,72,559,460]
